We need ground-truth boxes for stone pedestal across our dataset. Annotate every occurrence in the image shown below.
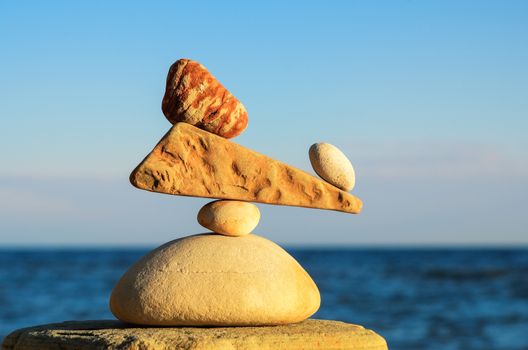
[2,319,387,350]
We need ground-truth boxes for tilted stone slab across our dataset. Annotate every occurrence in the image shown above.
[1,319,387,350]
[130,123,362,214]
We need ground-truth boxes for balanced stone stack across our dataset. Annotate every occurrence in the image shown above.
[109,58,365,327]
[2,59,387,350]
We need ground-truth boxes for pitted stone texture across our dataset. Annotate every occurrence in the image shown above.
[162,59,248,138]
[130,123,362,214]
[2,319,388,350]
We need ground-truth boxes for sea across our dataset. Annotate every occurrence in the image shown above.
[1,248,527,350]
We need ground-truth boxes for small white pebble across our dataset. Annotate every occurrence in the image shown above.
[309,143,355,191]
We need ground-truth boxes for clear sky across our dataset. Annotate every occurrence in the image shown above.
[1,1,527,246]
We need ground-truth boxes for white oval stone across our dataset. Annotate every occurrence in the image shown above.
[110,234,320,326]
[309,143,355,191]
[197,200,260,236]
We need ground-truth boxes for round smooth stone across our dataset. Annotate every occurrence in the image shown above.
[197,200,260,236]
[309,143,355,191]
[109,233,321,326]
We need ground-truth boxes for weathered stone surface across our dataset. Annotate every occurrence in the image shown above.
[130,123,362,214]
[110,234,320,326]
[198,200,260,236]
[309,142,356,191]
[162,59,248,138]
[2,319,388,350]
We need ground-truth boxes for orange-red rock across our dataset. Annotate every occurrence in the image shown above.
[162,59,248,138]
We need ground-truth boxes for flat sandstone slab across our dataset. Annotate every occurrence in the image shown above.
[2,319,387,350]
[131,123,362,214]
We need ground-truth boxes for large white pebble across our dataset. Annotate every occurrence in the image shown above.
[197,200,260,236]
[309,143,355,191]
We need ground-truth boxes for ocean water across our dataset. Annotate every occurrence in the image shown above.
[1,248,527,350]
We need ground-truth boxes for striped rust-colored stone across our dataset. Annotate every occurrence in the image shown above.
[162,59,248,138]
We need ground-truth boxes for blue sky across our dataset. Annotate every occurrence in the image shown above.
[1,1,527,246]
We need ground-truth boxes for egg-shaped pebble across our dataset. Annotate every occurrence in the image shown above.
[309,143,355,191]
[197,200,260,236]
